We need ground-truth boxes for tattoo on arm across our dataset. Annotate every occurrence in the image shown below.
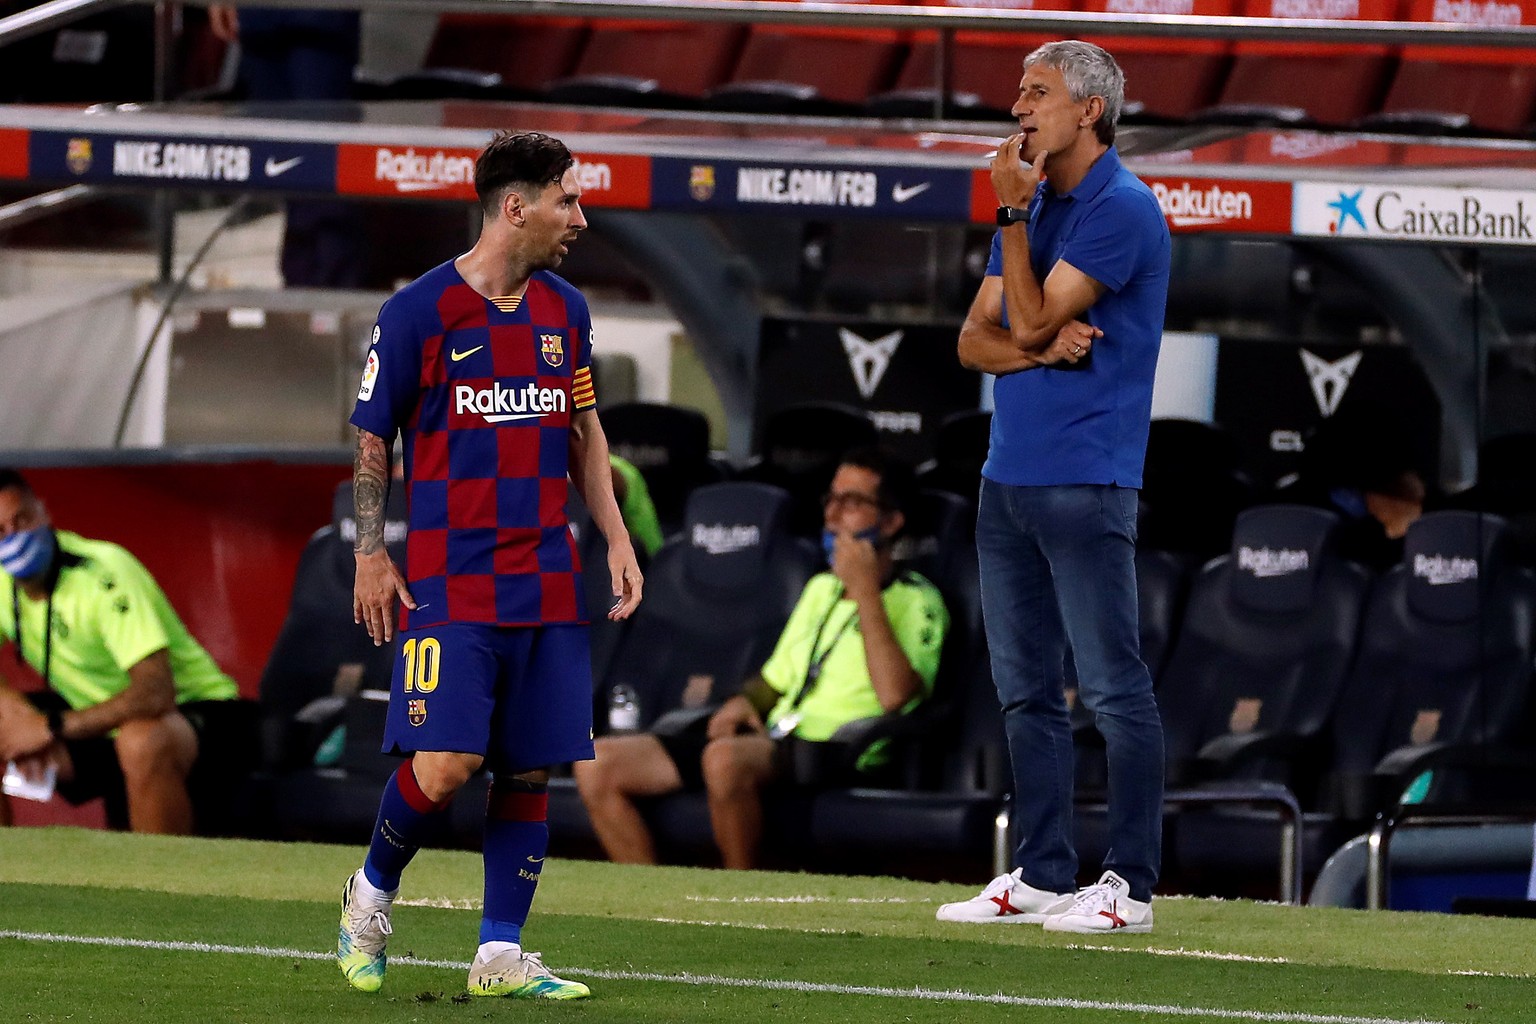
[353,428,391,555]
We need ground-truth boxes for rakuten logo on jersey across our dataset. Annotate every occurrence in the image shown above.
[1145,177,1292,233]
[454,383,568,424]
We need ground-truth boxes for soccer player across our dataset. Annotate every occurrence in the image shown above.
[340,131,643,1000]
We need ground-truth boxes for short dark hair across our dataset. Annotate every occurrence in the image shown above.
[474,131,576,217]
[839,446,917,523]
[0,468,33,496]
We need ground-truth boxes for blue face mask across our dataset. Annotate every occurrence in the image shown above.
[0,525,56,581]
[822,526,884,565]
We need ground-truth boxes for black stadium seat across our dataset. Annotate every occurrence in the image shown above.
[1152,506,1374,894]
[1328,512,1536,826]
[601,402,724,539]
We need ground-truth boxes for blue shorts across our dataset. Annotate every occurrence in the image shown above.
[381,623,595,774]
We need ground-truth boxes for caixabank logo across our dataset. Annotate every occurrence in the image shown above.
[1294,182,1536,245]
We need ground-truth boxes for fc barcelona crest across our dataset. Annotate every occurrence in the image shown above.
[540,333,564,368]
[689,165,716,202]
[66,138,93,175]
[407,699,428,726]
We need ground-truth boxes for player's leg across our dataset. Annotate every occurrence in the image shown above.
[700,733,777,870]
[468,625,593,999]
[574,732,688,864]
[339,624,495,993]
[112,711,198,834]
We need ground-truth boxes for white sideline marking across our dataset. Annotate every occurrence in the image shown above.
[1066,943,1292,965]
[651,916,854,935]
[685,895,935,904]
[0,929,1450,1024]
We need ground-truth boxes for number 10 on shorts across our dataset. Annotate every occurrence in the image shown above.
[401,636,441,692]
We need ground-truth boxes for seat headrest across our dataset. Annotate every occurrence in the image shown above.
[1228,505,1340,613]
[603,403,710,470]
[682,483,791,588]
[1404,511,1510,623]
[331,480,407,549]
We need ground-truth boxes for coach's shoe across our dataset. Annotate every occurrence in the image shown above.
[1042,870,1153,935]
[467,945,591,1000]
[935,867,1075,924]
[337,871,394,992]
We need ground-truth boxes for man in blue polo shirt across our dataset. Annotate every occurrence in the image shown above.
[937,40,1170,934]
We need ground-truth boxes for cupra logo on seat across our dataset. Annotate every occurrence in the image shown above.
[838,328,903,400]
[1300,349,1362,418]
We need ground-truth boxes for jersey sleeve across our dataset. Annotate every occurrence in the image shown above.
[569,289,596,411]
[92,550,174,673]
[759,574,837,696]
[1059,188,1162,294]
[888,577,950,698]
[349,295,424,441]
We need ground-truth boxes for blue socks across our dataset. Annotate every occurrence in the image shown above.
[362,758,450,892]
[479,777,550,945]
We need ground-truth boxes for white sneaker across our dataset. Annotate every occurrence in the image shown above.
[935,868,1075,923]
[467,944,591,1000]
[336,870,394,992]
[1042,870,1153,934]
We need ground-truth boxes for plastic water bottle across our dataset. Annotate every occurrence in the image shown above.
[608,684,640,734]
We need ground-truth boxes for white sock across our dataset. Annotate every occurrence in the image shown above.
[478,940,521,960]
[353,869,398,904]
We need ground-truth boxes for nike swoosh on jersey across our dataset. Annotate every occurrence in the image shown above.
[264,156,304,177]
[450,345,485,361]
[891,182,932,203]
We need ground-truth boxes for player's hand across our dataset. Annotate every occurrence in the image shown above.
[354,548,415,646]
[706,695,762,741]
[1045,320,1101,366]
[607,540,644,621]
[991,135,1045,209]
[829,530,881,602]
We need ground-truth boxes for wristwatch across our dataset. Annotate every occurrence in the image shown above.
[995,205,1029,227]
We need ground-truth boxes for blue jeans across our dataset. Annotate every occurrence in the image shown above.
[977,479,1163,902]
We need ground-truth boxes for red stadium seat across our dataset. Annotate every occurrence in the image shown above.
[1202,0,1403,128]
[1364,0,1536,136]
[1078,0,1238,122]
[874,29,1059,118]
[419,15,589,96]
[547,19,747,108]
[710,22,910,114]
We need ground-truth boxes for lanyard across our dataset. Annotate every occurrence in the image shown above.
[10,577,55,689]
[789,592,858,713]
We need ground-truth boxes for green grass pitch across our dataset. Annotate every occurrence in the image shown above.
[0,828,1532,1023]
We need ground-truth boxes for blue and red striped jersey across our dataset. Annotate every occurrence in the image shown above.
[350,258,597,630]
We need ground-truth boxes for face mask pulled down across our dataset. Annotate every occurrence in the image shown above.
[0,525,56,581]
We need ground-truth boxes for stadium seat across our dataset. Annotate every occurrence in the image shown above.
[1361,0,1536,136]
[600,402,725,539]
[916,409,991,510]
[371,14,589,101]
[546,482,820,846]
[1078,0,1237,123]
[1138,418,1259,559]
[1150,506,1374,894]
[871,29,1058,119]
[256,481,404,773]
[1451,432,1536,566]
[708,25,907,115]
[253,481,408,840]
[1327,512,1536,827]
[1198,0,1401,129]
[739,402,879,538]
[546,20,745,109]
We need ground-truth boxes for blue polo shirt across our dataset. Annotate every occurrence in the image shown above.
[983,146,1170,489]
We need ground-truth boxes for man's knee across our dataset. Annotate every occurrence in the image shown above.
[577,735,674,800]
[700,738,762,796]
[409,750,483,802]
[113,714,196,784]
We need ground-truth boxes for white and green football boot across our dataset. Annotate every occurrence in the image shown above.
[336,871,393,992]
[467,945,591,1000]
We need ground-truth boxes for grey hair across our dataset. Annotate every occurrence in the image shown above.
[1022,40,1125,146]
